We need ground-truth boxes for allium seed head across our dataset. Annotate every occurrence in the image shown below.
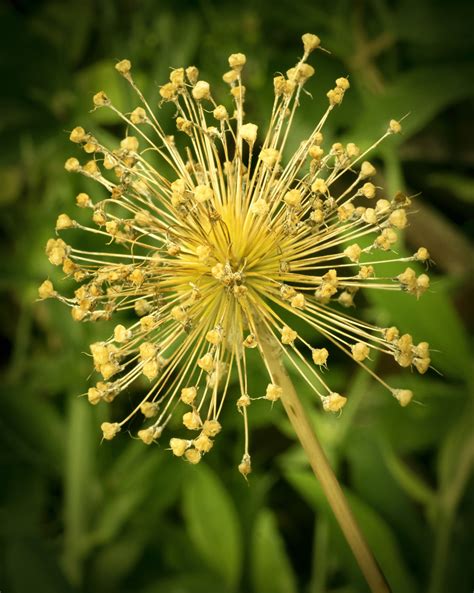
[41,35,431,472]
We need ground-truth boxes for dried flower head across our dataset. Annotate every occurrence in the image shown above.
[40,34,431,475]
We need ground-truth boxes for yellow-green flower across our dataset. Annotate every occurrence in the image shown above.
[40,34,431,475]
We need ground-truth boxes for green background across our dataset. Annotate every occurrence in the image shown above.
[1,1,473,592]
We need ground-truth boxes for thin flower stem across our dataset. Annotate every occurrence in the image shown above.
[256,320,390,593]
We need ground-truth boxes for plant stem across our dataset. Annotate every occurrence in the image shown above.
[257,321,390,593]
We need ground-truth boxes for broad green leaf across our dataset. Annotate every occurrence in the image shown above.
[382,442,436,507]
[286,469,418,593]
[252,509,297,593]
[183,463,242,590]
[63,396,96,585]
[5,537,73,593]
[350,64,474,147]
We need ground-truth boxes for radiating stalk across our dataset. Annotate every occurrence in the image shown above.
[257,321,390,593]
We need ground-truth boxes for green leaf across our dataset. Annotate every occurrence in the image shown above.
[382,442,436,508]
[428,171,474,203]
[183,463,242,590]
[63,396,96,585]
[286,469,418,593]
[251,509,297,593]
[349,64,474,147]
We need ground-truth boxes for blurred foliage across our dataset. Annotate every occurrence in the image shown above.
[1,1,473,593]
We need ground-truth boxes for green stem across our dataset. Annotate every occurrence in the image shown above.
[257,321,390,593]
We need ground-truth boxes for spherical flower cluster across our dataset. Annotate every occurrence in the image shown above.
[39,35,431,475]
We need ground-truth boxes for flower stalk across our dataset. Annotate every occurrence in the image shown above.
[257,319,390,593]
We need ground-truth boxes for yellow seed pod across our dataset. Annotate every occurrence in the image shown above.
[101,421,121,440]
[273,75,286,96]
[375,199,391,215]
[389,119,402,134]
[64,157,80,172]
[139,341,157,361]
[238,454,252,479]
[45,238,68,266]
[183,410,202,431]
[142,359,158,380]
[265,383,282,402]
[281,325,297,345]
[171,306,187,323]
[138,426,161,445]
[93,91,109,107]
[181,386,197,405]
[351,342,370,362]
[237,393,251,408]
[308,145,324,160]
[38,279,56,300]
[114,324,131,343]
[194,184,214,203]
[206,328,222,345]
[284,189,302,208]
[115,59,131,75]
[185,448,202,464]
[302,33,320,53]
[389,208,407,229]
[310,209,324,224]
[327,87,344,106]
[170,67,185,86]
[194,433,213,453]
[384,326,399,342]
[312,347,328,366]
[240,122,258,145]
[414,357,430,374]
[322,393,347,412]
[213,104,228,121]
[243,334,257,349]
[228,52,246,71]
[75,192,91,208]
[83,160,100,176]
[197,353,214,373]
[130,106,147,124]
[186,66,199,84]
[140,402,159,418]
[335,77,350,90]
[70,126,86,143]
[120,136,139,152]
[362,208,377,225]
[259,148,280,168]
[87,387,102,405]
[291,293,306,309]
[202,419,222,437]
[344,244,362,263]
[169,437,189,457]
[398,267,417,287]
[223,69,239,85]
[129,268,145,285]
[100,360,120,380]
[338,291,354,308]
[346,142,360,158]
[393,389,413,407]
[159,82,177,101]
[230,85,246,99]
[360,182,376,199]
[311,178,328,194]
[414,247,430,262]
[192,80,211,100]
[360,161,376,179]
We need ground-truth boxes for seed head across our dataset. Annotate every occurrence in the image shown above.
[42,37,431,473]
